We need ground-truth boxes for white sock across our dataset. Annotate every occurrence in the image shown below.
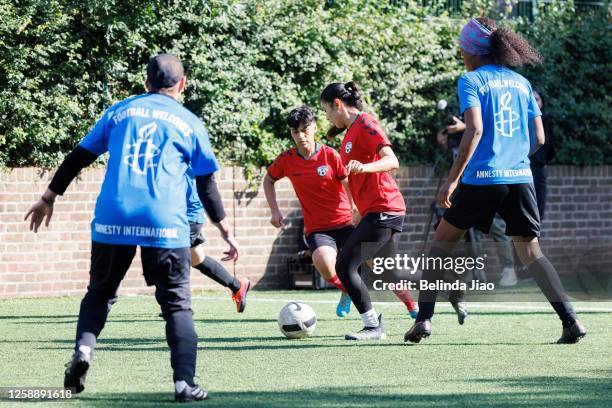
[175,380,188,393]
[78,345,91,357]
[360,309,379,328]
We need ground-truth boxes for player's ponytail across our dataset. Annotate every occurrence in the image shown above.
[343,81,364,110]
[320,81,364,110]
[320,81,365,139]
[326,126,346,139]
[475,17,542,67]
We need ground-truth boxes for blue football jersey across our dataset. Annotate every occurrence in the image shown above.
[458,65,541,185]
[79,92,219,248]
[185,167,205,224]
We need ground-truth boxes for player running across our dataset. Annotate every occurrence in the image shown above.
[320,82,416,340]
[404,17,586,344]
[264,106,418,319]
[184,168,251,312]
[263,106,355,317]
[25,54,214,401]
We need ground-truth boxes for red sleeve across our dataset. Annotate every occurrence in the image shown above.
[359,116,391,154]
[267,153,286,181]
[330,148,347,180]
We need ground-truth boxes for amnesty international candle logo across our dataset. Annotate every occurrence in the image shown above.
[124,122,161,175]
[494,91,519,138]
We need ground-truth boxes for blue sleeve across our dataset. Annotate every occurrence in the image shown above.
[79,108,113,155]
[190,124,220,176]
[527,87,542,119]
[458,75,480,114]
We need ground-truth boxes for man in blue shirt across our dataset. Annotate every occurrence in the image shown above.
[25,54,213,401]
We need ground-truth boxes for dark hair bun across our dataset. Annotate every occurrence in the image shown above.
[320,81,365,110]
[344,81,363,108]
[344,81,360,96]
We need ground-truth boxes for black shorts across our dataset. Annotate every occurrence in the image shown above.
[89,241,192,315]
[306,225,354,252]
[443,183,540,237]
[361,212,405,233]
[189,222,205,248]
[90,241,191,289]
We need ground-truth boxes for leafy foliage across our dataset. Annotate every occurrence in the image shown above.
[0,0,609,172]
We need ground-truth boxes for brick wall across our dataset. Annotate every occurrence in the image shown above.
[1,166,611,298]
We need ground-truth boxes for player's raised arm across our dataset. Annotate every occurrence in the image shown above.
[350,145,399,174]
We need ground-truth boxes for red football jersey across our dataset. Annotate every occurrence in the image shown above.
[340,112,406,215]
[268,144,353,235]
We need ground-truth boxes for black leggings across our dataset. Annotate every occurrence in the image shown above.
[77,242,197,385]
[335,213,401,314]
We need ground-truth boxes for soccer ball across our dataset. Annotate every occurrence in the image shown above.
[278,302,317,339]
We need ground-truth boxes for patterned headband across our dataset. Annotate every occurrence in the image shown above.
[459,18,493,55]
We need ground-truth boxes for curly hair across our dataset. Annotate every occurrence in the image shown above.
[476,17,542,67]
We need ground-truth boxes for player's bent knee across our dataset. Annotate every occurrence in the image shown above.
[190,245,205,266]
[84,287,118,303]
[335,252,353,280]
[155,284,192,317]
[158,301,192,318]
[433,218,466,244]
[312,246,337,278]
[512,236,543,266]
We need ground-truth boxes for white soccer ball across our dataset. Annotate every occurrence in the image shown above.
[278,302,317,339]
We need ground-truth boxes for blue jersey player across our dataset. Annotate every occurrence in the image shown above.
[26,54,218,401]
[183,168,250,313]
[404,18,585,345]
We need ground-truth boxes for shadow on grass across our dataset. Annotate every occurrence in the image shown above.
[35,341,408,352]
[4,328,565,349]
[3,316,359,326]
[73,376,612,407]
[31,336,555,352]
[0,336,309,345]
[2,307,610,327]
[0,314,78,320]
[466,310,612,316]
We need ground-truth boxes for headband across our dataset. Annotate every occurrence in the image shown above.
[459,18,493,55]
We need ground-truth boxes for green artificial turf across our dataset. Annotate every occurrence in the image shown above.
[0,291,610,407]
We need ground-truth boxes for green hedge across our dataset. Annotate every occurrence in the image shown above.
[0,0,609,174]
[517,3,612,165]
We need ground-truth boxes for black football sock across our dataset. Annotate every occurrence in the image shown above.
[195,257,240,293]
[416,246,449,322]
[528,256,577,327]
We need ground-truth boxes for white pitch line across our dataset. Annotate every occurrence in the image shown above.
[191,295,612,312]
